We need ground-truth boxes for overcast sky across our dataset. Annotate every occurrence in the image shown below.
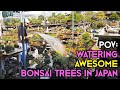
[23,11,99,17]
[23,11,72,17]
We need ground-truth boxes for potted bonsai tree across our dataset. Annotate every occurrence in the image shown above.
[5,41,15,53]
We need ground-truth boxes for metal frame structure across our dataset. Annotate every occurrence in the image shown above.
[72,11,74,46]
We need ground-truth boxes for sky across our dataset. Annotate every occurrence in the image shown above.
[0,11,2,20]
[23,11,72,17]
[23,11,99,17]
[1,11,99,19]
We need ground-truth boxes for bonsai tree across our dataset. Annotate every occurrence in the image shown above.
[52,51,68,68]
[44,58,51,65]
[82,32,91,44]
[5,41,14,53]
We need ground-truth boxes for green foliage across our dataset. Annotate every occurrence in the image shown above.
[82,32,91,48]
[48,13,63,24]
[82,32,90,40]
[28,17,41,26]
[38,15,44,21]
[33,58,41,65]
[66,48,70,52]
[78,48,85,51]
[67,39,73,47]
[109,13,120,20]
[42,66,50,71]
[47,12,60,24]
[68,11,84,23]
[91,20,106,29]
[78,36,84,47]
[75,27,84,33]
[52,12,56,17]
[47,33,56,37]
[48,16,55,24]
[52,51,68,66]
[44,58,51,64]
[32,34,41,42]
[56,13,68,24]
[11,18,20,26]
[85,11,95,22]
[97,20,106,28]
[3,36,14,42]
[0,44,4,49]
[4,45,14,53]
[4,18,20,27]
[94,11,106,20]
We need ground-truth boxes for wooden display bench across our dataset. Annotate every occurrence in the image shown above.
[0,48,22,79]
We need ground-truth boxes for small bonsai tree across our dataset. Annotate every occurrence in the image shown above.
[5,41,14,53]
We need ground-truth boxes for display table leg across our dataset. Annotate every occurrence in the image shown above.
[18,53,23,78]
[0,59,5,79]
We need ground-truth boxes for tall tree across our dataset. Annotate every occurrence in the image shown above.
[52,12,56,17]
[4,18,12,26]
[85,11,95,22]
[56,13,66,24]
[48,12,58,24]
[95,11,106,20]
[68,11,84,23]
[12,18,20,27]
[38,15,44,21]
[28,17,40,26]
[4,18,20,27]
[61,15,68,24]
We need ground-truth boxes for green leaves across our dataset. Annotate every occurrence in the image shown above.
[82,32,90,39]
[38,15,44,21]
[52,52,68,66]
[3,36,14,42]
[28,17,40,26]
[82,32,91,48]
[68,11,84,23]
[84,11,94,22]
[109,13,120,21]
[4,18,20,27]
[31,34,41,42]
[95,11,106,20]
[91,20,107,29]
